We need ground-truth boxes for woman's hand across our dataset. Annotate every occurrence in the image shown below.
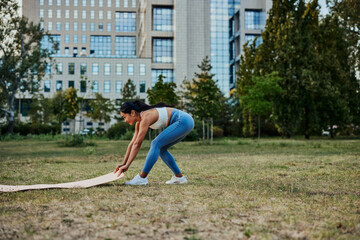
[114,164,129,177]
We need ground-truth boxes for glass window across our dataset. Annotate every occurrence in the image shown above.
[104,80,111,93]
[82,35,86,43]
[56,10,61,18]
[115,0,120,7]
[131,0,136,8]
[74,22,78,31]
[73,34,78,43]
[92,63,99,75]
[47,22,53,31]
[115,12,136,32]
[68,63,75,75]
[56,80,63,91]
[90,10,95,19]
[40,9,44,18]
[107,11,112,19]
[90,22,95,31]
[41,35,61,55]
[153,38,173,63]
[82,10,86,19]
[82,0,87,6]
[80,63,87,75]
[244,10,264,30]
[57,0,61,6]
[82,22,86,31]
[92,81,99,92]
[116,64,122,75]
[245,34,263,47]
[65,10,70,18]
[47,9,52,18]
[74,10,78,19]
[104,63,111,75]
[99,23,103,31]
[139,81,145,93]
[116,80,122,93]
[99,0,103,7]
[90,35,111,56]
[107,23,111,32]
[64,34,70,43]
[56,22,61,31]
[99,10,103,19]
[40,0,44,6]
[56,63,63,74]
[73,47,78,55]
[81,47,86,54]
[124,0,128,8]
[90,0,95,7]
[139,64,146,76]
[44,80,51,92]
[49,0,53,6]
[153,7,173,31]
[65,0,70,6]
[115,36,136,56]
[68,80,74,88]
[40,21,44,30]
[65,47,69,55]
[151,69,173,87]
[127,64,134,76]
[74,0,78,6]
[107,0,112,7]
[65,22,70,31]
[45,63,51,74]
[80,80,86,92]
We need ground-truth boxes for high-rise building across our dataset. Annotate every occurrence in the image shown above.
[21,0,271,132]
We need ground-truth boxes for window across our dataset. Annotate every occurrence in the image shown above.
[115,12,136,32]
[48,22,53,30]
[244,10,264,30]
[65,47,70,55]
[99,11,103,19]
[99,0,103,7]
[56,10,61,18]
[153,38,173,63]
[80,63,87,75]
[115,36,136,56]
[153,7,174,31]
[74,0,78,6]
[68,63,75,75]
[73,34,78,43]
[57,0,61,6]
[127,64,134,76]
[73,47,78,56]
[40,0,44,6]
[115,0,120,7]
[92,63,99,75]
[56,80,63,91]
[107,0,112,7]
[90,0,95,7]
[82,10,86,19]
[64,34,70,43]
[116,64,122,75]
[56,63,63,74]
[49,0,53,6]
[81,47,86,54]
[104,63,111,75]
[39,9,44,18]
[92,81,99,92]
[56,22,61,31]
[139,81,145,93]
[82,0,87,6]
[104,80,111,93]
[139,64,146,76]
[99,23,103,32]
[65,22,70,31]
[74,22,78,31]
[82,22,86,31]
[44,80,51,92]
[68,80,74,88]
[41,35,61,55]
[65,0,70,6]
[90,35,111,56]
[131,0,136,8]
[151,69,174,87]
[90,22,95,31]
[47,9,52,18]
[245,34,263,48]
[80,80,87,92]
[82,35,86,44]
[40,21,44,30]
[124,0,128,8]
[45,64,51,74]
[74,10,78,19]
[116,80,122,93]
[107,11,112,19]
[90,10,95,19]
[65,10,70,18]
[107,23,111,32]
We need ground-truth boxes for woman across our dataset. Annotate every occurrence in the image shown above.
[114,100,194,185]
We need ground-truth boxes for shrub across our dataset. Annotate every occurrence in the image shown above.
[184,129,199,141]
[14,123,31,136]
[213,126,224,138]
[58,134,84,147]
[107,121,132,139]
[120,129,134,140]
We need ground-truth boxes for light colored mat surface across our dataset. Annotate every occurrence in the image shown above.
[0,172,124,192]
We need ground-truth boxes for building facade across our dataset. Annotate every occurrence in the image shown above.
[21,0,271,132]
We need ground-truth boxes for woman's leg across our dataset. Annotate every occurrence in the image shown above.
[159,135,187,175]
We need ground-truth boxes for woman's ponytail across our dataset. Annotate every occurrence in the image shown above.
[120,100,172,114]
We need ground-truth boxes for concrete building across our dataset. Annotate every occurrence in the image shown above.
[20,0,271,132]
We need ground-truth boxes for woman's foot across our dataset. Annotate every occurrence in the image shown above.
[125,174,148,185]
[166,175,188,184]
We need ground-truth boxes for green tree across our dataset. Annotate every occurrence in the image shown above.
[28,94,53,124]
[121,79,138,103]
[0,0,58,134]
[52,87,80,126]
[86,93,114,134]
[147,74,179,106]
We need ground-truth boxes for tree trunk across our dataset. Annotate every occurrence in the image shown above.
[211,118,213,145]
[202,119,205,144]
[207,120,209,144]
[304,104,310,139]
[257,116,261,139]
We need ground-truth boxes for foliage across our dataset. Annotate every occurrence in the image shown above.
[86,93,114,123]
[0,0,58,134]
[28,95,53,124]
[106,121,133,140]
[52,87,80,125]
[147,74,179,106]
[121,79,138,104]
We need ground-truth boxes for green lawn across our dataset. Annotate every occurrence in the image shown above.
[0,137,359,239]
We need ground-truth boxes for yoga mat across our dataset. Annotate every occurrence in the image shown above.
[0,172,124,192]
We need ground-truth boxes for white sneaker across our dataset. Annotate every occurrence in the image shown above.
[166,175,188,184]
[125,174,148,186]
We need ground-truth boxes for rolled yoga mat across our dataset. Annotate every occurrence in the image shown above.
[0,172,124,192]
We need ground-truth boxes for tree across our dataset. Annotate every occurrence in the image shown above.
[28,94,53,124]
[121,79,138,103]
[147,74,179,106]
[52,87,80,126]
[0,0,58,134]
[239,72,283,139]
[86,93,114,135]
[183,56,224,144]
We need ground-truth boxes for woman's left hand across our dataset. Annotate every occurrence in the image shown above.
[116,165,129,177]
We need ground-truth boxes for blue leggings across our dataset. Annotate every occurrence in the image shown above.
[142,109,194,175]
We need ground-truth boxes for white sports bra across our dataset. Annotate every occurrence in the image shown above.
[140,107,168,129]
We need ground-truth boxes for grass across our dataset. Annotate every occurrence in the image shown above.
[0,137,359,239]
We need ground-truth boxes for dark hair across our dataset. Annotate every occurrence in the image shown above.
[120,100,170,114]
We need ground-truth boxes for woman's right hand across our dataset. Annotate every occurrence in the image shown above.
[114,164,125,174]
